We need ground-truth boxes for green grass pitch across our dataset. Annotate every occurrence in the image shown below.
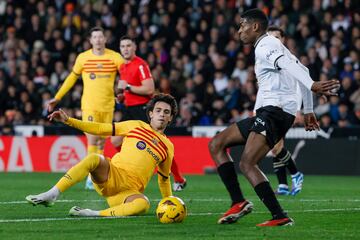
[0,173,359,239]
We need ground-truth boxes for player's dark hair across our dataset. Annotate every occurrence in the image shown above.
[267,25,285,37]
[88,26,104,37]
[120,35,135,43]
[241,8,268,32]
[146,93,178,121]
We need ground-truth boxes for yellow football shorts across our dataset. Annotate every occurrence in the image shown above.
[93,159,145,207]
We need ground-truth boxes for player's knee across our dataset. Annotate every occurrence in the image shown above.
[83,153,101,165]
[208,136,223,155]
[239,155,254,174]
[129,196,150,215]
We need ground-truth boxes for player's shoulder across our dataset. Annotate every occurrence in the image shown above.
[79,49,93,57]
[256,35,281,49]
[133,56,148,65]
[104,48,121,57]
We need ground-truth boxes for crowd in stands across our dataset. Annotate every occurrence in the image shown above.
[1,0,360,135]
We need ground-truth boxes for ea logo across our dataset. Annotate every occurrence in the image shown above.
[49,137,86,172]
[136,141,146,150]
[89,72,96,80]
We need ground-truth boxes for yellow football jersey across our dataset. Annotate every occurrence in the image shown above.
[112,120,174,194]
[55,48,124,112]
[65,118,174,197]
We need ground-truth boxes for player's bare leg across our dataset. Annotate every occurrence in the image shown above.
[209,124,253,224]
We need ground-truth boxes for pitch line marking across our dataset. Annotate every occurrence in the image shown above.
[1,208,360,223]
[1,198,360,205]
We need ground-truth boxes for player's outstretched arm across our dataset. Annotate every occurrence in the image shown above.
[277,56,340,96]
[48,109,113,136]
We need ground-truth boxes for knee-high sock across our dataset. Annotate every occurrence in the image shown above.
[273,156,288,186]
[281,149,299,175]
[217,162,245,205]
[55,154,100,192]
[171,158,185,183]
[99,198,150,216]
[254,181,287,219]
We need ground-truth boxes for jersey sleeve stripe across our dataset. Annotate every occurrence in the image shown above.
[139,127,168,150]
[127,135,166,161]
[129,131,167,158]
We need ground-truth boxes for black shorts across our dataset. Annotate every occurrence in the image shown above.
[122,104,148,122]
[236,106,295,148]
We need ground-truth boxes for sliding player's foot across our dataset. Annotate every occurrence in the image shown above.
[26,193,56,207]
[69,206,99,217]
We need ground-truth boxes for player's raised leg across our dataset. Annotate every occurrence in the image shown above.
[26,153,109,206]
[209,123,253,224]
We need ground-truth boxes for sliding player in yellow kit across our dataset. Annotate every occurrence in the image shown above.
[47,27,124,189]
[26,94,177,217]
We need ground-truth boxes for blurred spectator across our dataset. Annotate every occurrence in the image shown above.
[0,0,360,129]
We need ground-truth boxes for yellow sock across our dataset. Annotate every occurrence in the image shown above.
[55,154,100,192]
[88,145,98,155]
[99,198,150,217]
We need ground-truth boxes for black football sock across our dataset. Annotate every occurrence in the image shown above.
[278,148,298,175]
[273,156,288,186]
[217,162,245,206]
[254,181,287,219]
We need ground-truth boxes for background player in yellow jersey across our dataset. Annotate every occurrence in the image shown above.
[47,27,124,189]
[26,94,177,217]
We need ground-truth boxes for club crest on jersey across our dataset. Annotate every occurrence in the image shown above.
[151,138,159,146]
[136,141,146,150]
[89,72,96,80]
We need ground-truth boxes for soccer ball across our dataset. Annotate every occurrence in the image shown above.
[156,196,187,223]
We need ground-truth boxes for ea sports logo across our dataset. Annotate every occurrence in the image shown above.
[136,141,146,150]
[49,137,86,172]
[89,72,96,80]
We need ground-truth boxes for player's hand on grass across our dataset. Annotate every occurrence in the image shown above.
[48,109,69,123]
[47,98,59,112]
[311,79,340,96]
[304,112,319,131]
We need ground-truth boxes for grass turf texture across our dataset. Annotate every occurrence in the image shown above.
[0,173,359,240]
